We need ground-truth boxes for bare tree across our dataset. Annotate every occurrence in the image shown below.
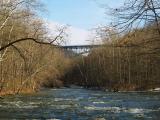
[0,0,70,95]
[0,0,67,52]
[0,26,67,52]
[111,0,160,34]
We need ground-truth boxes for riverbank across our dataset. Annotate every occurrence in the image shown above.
[49,84,160,93]
[0,89,35,97]
[1,82,160,97]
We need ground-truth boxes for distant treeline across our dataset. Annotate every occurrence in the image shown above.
[62,24,160,91]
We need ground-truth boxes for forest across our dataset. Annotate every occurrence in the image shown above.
[63,24,160,91]
[62,0,160,91]
[0,0,160,96]
[0,0,73,95]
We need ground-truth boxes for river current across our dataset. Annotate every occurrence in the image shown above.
[0,88,160,120]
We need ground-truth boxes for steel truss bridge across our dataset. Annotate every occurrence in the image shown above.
[59,45,102,55]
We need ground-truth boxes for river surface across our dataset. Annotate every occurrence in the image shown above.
[0,88,160,120]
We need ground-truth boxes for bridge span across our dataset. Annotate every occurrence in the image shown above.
[59,44,102,55]
[54,44,139,56]
[60,44,101,50]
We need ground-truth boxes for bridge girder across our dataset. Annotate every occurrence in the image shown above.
[59,45,102,55]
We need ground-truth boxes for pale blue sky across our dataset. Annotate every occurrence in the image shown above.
[42,0,124,29]
[41,0,124,45]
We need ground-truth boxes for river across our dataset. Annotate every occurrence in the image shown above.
[0,88,160,120]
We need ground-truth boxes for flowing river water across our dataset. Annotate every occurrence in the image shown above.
[0,88,160,120]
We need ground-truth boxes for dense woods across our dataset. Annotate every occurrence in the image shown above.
[0,0,72,95]
[1,0,160,95]
[63,23,160,91]
[62,0,160,91]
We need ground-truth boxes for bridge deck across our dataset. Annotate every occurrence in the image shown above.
[59,45,102,49]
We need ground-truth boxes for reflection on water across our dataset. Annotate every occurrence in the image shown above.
[0,88,160,120]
